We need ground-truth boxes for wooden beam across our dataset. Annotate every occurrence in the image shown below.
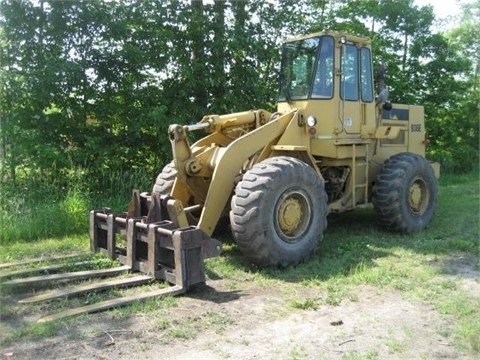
[3,266,131,287]
[19,275,152,304]
[37,285,186,323]
[0,261,91,279]
[0,253,82,270]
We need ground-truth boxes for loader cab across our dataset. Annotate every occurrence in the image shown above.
[277,32,376,142]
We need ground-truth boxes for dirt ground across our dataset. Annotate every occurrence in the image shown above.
[1,256,479,360]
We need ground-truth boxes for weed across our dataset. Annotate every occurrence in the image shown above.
[167,325,196,340]
[342,350,379,360]
[385,338,407,353]
[325,282,350,306]
[468,331,480,354]
[283,345,309,360]
[287,298,318,310]
[200,310,235,333]
[155,317,171,330]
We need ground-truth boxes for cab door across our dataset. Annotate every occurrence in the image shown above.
[339,44,375,135]
[339,43,361,134]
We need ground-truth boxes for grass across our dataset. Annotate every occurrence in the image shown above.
[341,350,380,360]
[287,297,319,310]
[0,235,89,262]
[0,168,152,243]
[0,170,479,355]
[282,345,309,360]
[1,322,62,345]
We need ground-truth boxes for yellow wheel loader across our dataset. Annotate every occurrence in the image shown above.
[4,32,439,321]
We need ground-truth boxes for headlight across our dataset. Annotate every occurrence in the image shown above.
[307,116,317,127]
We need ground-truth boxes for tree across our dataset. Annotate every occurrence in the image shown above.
[425,1,480,172]
[1,0,476,185]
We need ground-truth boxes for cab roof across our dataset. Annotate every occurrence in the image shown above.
[284,31,371,47]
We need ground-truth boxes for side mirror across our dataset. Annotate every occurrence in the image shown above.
[383,102,392,111]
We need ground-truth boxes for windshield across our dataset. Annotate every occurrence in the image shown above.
[278,36,334,101]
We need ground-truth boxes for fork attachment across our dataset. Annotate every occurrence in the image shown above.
[90,190,222,289]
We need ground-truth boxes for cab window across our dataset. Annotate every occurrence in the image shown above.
[360,47,374,102]
[278,38,319,100]
[340,44,359,101]
[311,36,334,99]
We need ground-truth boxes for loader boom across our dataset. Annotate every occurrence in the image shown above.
[169,109,304,236]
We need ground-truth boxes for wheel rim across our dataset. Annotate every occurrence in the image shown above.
[274,189,312,243]
[408,176,429,215]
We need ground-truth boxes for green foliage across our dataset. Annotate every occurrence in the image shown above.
[0,0,477,187]
[424,2,480,173]
[0,167,152,243]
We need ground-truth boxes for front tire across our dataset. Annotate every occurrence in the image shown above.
[152,161,230,234]
[372,152,438,233]
[230,156,328,267]
[152,161,176,195]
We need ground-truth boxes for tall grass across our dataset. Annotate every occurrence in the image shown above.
[1,167,477,244]
[0,168,154,243]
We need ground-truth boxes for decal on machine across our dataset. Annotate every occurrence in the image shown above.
[410,124,421,132]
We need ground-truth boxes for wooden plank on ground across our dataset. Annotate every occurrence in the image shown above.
[37,285,186,323]
[3,266,131,287]
[0,254,83,270]
[19,275,152,304]
[0,261,92,279]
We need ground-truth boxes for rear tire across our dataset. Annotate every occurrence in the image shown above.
[372,152,438,233]
[230,156,328,267]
